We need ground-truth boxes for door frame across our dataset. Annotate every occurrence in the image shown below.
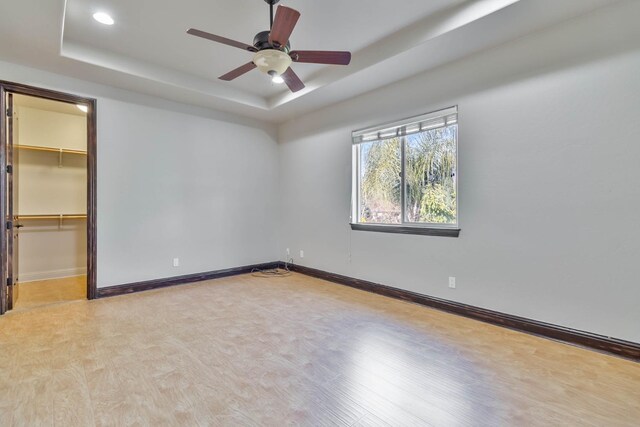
[0,81,97,314]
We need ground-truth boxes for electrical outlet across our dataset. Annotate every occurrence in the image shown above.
[173,258,180,267]
[299,250,304,258]
[286,248,290,256]
[448,276,456,289]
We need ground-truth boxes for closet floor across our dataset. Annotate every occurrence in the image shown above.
[12,276,86,311]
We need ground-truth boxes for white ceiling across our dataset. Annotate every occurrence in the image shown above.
[0,0,618,123]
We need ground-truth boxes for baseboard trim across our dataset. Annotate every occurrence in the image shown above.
[19,268,87,283]
[283,262,640,362]
[96,262,280,298]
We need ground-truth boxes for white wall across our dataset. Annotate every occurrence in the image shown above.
[18,106,86,151]
[16,147,86,214]
[1,60,280,288]
[277,2,640,343]
[17,219,87,282]
[97,98,279,286]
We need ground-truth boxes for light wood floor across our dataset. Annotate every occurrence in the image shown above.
[0,273,638,426]
[13,276,86,311]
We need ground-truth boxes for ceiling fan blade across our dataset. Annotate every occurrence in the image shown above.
[219,62,257,81]
[290,50,351,65]
[281,67,305,93]
[187,28,257,52]
[268,6,300,48]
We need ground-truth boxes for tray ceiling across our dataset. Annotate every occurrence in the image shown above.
[0,0,618,122]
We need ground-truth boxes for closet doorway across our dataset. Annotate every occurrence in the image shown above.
[0,82,96,314]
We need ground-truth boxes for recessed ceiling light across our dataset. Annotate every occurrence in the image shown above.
[77,104,88,113]
[93,12,114,26]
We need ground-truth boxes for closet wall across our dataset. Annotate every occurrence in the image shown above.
[15,99,87,282]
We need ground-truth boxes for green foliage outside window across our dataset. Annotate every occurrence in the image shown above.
[359,125,457,225]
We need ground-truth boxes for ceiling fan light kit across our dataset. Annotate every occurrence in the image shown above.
[254,49,292,76]
[187,0,351,93]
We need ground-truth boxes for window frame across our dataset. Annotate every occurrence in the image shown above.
[350,106,460,237]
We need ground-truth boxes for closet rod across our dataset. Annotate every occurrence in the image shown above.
[17,214,87,220]
[15,144,87,155]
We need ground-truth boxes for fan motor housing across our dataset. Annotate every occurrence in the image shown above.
[253,30,290,52]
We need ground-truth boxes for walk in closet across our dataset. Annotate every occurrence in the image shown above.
[9,94,87,309]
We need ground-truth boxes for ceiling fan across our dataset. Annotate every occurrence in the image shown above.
[187,0,351,93]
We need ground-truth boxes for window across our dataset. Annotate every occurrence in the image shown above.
[351,106,459,237]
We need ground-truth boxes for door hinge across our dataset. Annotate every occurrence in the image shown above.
[6,108,12,118]
[6,164,12,174]
[6,277,12,286]
[6,221,12,230]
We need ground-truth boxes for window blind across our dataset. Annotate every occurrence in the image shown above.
[352,106,457,144]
